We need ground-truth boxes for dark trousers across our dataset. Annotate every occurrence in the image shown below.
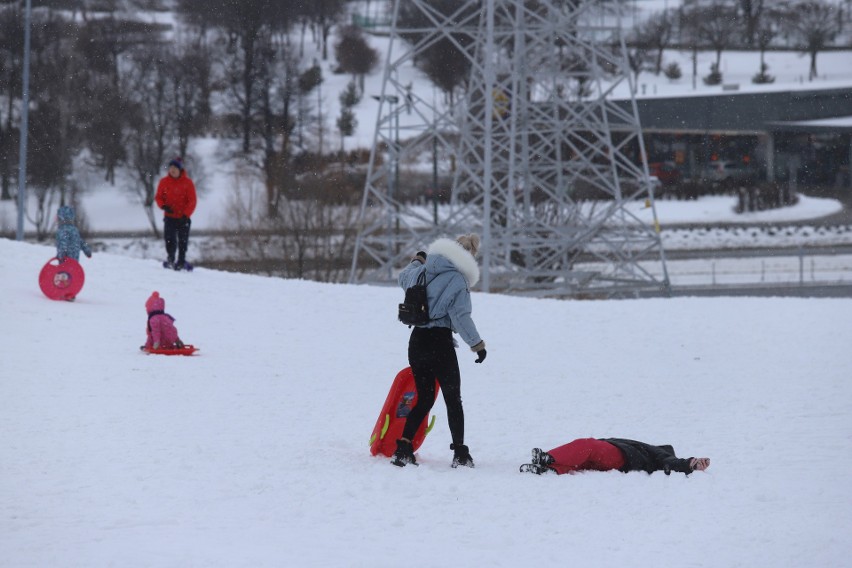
[402,326,465,446]
[164,217,191,263]
[548,438,626,475]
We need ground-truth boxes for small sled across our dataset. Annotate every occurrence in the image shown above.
[39,257,85,301]
[369,367,439,458]
[142,344,199,356]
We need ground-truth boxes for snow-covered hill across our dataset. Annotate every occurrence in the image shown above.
[1,239,850,566]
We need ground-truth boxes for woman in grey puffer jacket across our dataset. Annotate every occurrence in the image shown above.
[391,234,487,469]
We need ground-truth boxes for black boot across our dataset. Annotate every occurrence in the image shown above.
[450,443,474,468]
[531,448,554,467]
[390,439,417,467]
[519,463,547,474]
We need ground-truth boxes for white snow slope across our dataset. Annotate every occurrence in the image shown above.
[1,238,851,567]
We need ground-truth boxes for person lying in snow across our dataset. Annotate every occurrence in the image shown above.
[519,437,710,476]
[143,291,184,350]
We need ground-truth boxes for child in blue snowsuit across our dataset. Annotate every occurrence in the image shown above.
[55,206,92,262]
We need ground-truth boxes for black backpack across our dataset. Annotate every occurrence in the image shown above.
[398,269,431,326]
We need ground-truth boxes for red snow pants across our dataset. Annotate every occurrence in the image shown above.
[547,438,625,475]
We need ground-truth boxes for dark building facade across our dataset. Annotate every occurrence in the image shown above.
[612,84,852,189]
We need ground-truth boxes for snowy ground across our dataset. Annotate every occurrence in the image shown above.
[1,238,851,567]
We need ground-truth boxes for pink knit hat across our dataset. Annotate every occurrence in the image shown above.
[145,291,165,313]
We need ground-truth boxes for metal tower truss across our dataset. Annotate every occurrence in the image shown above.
[350,0,670,298]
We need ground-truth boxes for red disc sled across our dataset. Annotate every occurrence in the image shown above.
[39,257,85,301]
[369,367,440,457]
[142,344,199,356]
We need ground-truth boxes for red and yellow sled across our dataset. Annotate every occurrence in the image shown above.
[369,367,439,457]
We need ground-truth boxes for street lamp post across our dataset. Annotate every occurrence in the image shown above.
[16,0,32,241]
[432,132,438,225]
[371,94,400,264]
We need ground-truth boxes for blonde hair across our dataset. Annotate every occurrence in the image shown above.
[456,233,481,258]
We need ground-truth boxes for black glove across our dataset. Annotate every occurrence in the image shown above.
[163,205,173,214]
[413,251,427,264]
[475,349,487,363]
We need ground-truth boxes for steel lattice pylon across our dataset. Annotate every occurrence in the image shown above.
[349,0,670,298]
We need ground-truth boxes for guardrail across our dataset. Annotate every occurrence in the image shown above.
[663,246,852,285]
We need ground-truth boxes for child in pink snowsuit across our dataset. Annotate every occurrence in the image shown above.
[144,291,182,350]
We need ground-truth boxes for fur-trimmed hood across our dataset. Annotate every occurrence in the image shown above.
[427,237,480,287]
[398,237,484,349]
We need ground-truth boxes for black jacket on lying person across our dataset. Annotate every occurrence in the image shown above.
[603,438,696,475]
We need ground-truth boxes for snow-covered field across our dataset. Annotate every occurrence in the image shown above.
[1,238,851,567]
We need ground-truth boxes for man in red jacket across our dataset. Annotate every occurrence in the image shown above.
[155,157,197,270]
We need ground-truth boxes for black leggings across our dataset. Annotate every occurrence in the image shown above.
[164,216,191,263]
[402,326,465,446]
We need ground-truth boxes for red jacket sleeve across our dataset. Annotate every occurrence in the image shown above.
[184,178,197,218]
[155,177,167,210]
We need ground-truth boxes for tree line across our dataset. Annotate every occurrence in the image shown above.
[0,0,379,237]
[1,0,849,244]
[394,0,851,104]
[627,0,851,86]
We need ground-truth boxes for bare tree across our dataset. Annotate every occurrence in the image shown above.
[397,0,478,106]
[755,18,778,74]
[782,0,839,80]
[168,42,213,159]
[178,0,305,153]
[256,34,296,217]
[75,10,164,183]
[632,10,673,75]
[75,9,166,89]
[123,49,178,235]
[752,13,778,84]
[280,198,358,282]
[627,47,652,88]
[678,1,738,88]
[223,170,360,282]
[304,0,345,61]
[23,11,89,238]
[677,6,702,89]
[697,1,739,69]
[0,6,22,201]
[739,0,766,47]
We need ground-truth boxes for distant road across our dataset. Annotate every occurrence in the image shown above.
[663,244,852,260]
[666,282,852,298]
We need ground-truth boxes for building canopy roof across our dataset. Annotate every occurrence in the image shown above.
[767,115,852,133]
[613,84,852,135]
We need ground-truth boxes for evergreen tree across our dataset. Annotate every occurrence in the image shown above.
[337,80,360,152]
